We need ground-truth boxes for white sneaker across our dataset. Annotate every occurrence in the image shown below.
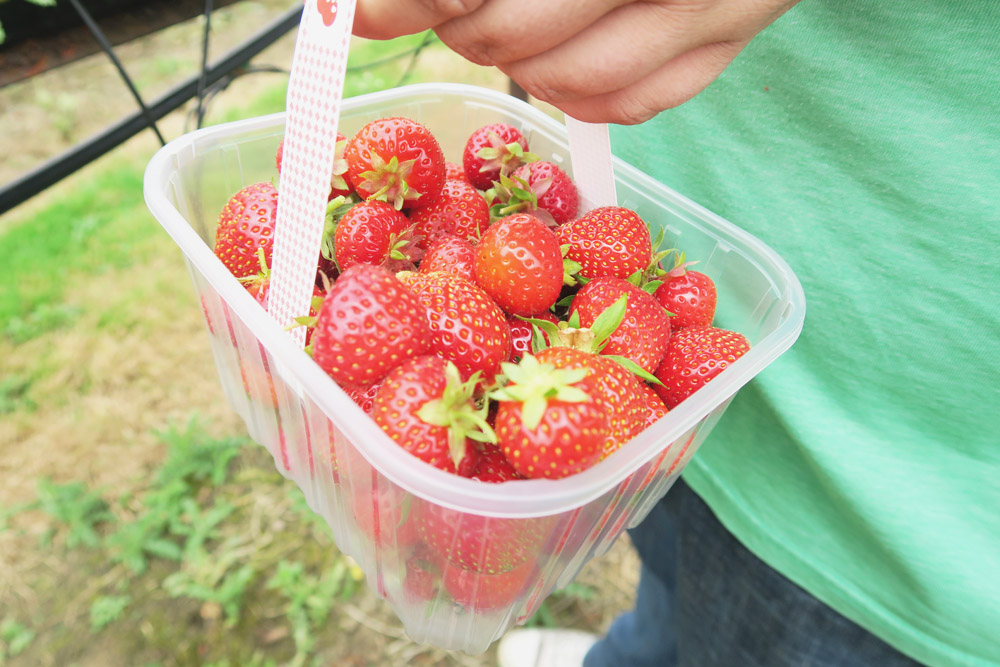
[496,628,600,667]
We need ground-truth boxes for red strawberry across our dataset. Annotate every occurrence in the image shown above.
[213,182,279,279]
[469,442,523,483]
[570,277,672,374]
[507,310,558,363]
[653,326,750,408]
[445,161,467,182]
[558,206,652,282]
[348,471,419,551]
[276,133,351,200]
[533,346,647,460]
[419,234,476,281]
[473,213,564,317]
[493,353,611,479]
[310,264,431,386]
[396,271,512,383]
[372,356,490,475]
[444,560,534,611]
[462,122,536,191]
[414,501,552,574]
[333,199,421,272]
[408,179,490,249]
[345,381,381,414]
[345,116,446,210]
[637,382,669,428]
[238,247,325,345]
[653,254,717,330]
[509,160,579,224]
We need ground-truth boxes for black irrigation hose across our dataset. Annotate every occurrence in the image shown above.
[65,0,167,147]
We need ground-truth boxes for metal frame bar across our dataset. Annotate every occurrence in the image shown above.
[0,5,301,216]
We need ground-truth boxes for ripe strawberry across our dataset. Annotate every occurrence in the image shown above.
[418,234,476,281]
[345,116,446,210]
[445,161,467,182]
[510,160,579,224]
[533,346,647,460]
[276,133,351,200]
[473,213,564,317]
[241,248,325,317]
[653,326,751,408]
[310,264,431,386]
[462,122,536,190]
[408,179,490,249]
[348,470,420,550]
[372,356,490,475]
[558,206,652,282]
[345,381,381,414]
[637,382,669,428]
[396,271,512,383]
[570,277,672,374]
[507,310,558,363]
[493,354,610,479]
[414,501,553,574]
[334,199,421,272]
[213,182,279,279]
[469,442,523,483]
[444,560,534,611]
[653,253,718,330]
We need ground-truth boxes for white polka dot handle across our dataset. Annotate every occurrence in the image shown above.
[267,0,355,347]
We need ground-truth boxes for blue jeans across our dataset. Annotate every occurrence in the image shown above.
[584,478,927,667]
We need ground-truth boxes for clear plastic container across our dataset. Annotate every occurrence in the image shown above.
[143,83,805,653]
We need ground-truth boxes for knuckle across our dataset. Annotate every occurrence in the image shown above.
[421,0,485,21]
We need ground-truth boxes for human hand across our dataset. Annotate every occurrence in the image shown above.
[353,0,799,124]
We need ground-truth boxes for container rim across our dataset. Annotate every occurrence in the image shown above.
[144,82,806,519]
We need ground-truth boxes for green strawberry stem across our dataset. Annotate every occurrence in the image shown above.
[415,364,497,469]
[491,356,590,430]
[359,154,421,210]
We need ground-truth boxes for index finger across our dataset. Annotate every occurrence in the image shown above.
[353,0,487,40]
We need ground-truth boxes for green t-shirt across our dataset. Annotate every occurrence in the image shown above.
[612,2,1000,666]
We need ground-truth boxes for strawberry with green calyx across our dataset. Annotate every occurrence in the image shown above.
[345,117,446,210]
[310,264,432,387]
[507,310,557,363]
[473,213,564,317]
[653,250,718,330]
[570,276,673,375]
[408,178,490,249]
[653,325,750,408]
[373,356,494,475]
[396,271,512,384]
[509,160,579,224]
[240,247,325,344]
[521,295,662,386]
[317,194,360,279]
[491,354,610,479]
[276,133,352,200]
[557,206,652,283]
[213,182,279,279]
[462,123,539,191]
[418,235,476,281]
[333,199,423,273]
